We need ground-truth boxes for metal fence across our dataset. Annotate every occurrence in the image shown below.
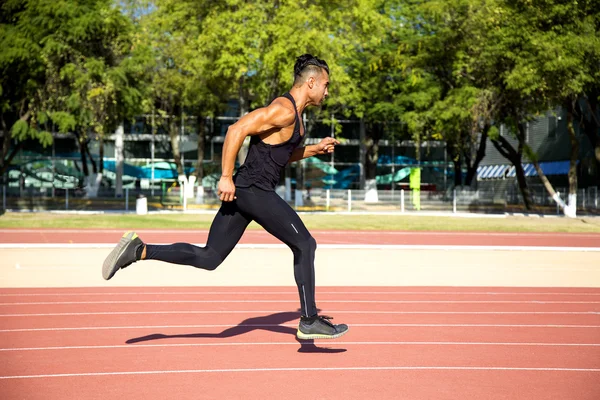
[2,183,598,216]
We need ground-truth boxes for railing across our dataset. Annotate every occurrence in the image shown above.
[2,184,599,215]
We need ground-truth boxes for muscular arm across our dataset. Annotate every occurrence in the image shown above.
[221,102,295,178]
[288,137,341,164]
[218,101,295,201]
[288,145,320,163]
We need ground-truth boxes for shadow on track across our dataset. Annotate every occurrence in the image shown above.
[125,311,346,354]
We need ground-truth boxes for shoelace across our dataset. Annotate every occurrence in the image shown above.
[316,315,336,328]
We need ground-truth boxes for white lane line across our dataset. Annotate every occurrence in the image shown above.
[2,341,600,353]
[15,264,80,270]
[3,300,600,305]
[1,243,600,251]
[1,323,599,333]
[2,229,599,238]
[1,291,600,297]
[1,310,598,317]
[2,365,600,380]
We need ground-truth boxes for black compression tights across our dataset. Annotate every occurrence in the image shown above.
[144,185,318,317]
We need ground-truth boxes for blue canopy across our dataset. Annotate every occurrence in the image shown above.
[477,161,574,180]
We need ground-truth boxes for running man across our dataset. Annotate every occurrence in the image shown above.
[102,54,348,340]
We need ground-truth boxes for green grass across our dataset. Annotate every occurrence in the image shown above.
[1,211,600,233]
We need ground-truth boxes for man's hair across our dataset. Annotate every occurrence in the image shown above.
[293,54,329,85]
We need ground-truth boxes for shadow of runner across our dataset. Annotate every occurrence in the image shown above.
[125,311,346,354]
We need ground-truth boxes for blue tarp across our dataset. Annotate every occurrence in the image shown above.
[377,155,418,165]
[103,161,195,179]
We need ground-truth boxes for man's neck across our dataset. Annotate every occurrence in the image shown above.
[288,87,312,114]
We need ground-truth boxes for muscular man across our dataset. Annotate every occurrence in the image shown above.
[103,54,348,340]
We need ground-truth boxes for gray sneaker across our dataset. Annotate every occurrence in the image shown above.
[296,315,349,340]
[102,231,144,280]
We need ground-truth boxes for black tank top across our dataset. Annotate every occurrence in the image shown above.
[234,92,304,191]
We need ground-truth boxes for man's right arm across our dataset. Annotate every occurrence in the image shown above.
[217,102,295,202]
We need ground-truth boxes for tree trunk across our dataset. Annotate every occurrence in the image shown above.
[0,117,11,177]
[453,157,462,187]
[365,136,378,180]
[364,123,384,202]
[530,159,569,216]
[194,115,205,182]
[98,135,104,175]
[464,125,489,186]
[169,116,184,176]
[83,134,101,198]
[445,141,462,187]
[359,118,366,189]
[491,136,533,210]
[0,141,24,178]
[566,106,579,217]
[237,76,249,166]
[76,130,90,178]
[0,112,32,176]
[582,94,600,187]
[115,123,124,197]
[364,122,383,181]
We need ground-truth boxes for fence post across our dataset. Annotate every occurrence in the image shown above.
[326,189,330,211]
[453,189,457,213]
[2,184,5,211]
[347,189,352,212]
[556,192,560,215]
[125,188,129,211]
[595,187,598,209]
[182,182,187,212]
[65,188,69,210]
[401,189,404,212]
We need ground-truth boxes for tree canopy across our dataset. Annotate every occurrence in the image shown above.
[2,0,599,210]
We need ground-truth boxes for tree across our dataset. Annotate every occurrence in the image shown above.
[0,0,53,178]
[476,0,600,216]
[1,0,149,196]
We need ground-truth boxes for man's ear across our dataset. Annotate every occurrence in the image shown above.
[307,76,315,89]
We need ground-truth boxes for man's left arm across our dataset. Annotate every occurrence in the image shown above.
[288,137,340,163]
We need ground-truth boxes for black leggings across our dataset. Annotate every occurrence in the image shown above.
[145,185,318,317]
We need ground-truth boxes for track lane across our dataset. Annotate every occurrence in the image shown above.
[2,369,599,400]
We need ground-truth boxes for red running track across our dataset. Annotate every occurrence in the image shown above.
[1,228,600,247]
[1,286,599,399]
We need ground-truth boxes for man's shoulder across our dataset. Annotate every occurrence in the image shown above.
[265,97,296,124]
[269,96,296,112]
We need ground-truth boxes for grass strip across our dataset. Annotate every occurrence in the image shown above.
[1,212,599,233]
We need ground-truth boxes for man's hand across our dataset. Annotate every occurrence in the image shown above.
[217,176,236,202]
[315,137,340,155]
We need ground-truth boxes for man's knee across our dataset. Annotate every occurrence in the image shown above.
[291,235,317,255]
[193,247,223,271]
[308,236,317,252]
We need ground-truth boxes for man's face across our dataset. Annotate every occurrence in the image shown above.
[310,70,329,105]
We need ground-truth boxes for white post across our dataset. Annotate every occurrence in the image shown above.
[196,186,204,204]
[65,188,69,210]
[125,187,129,211]
[294,189,303,208]
[182,181,187,212]
[151,112,155,197]
[453,189,457,213]
[347,189,352,212]
[583,188,586,209]
[115,124,124,197]
[401,189,404,212]
[595,187,598,209]
[556,192,560,215]
[326,189,330,211]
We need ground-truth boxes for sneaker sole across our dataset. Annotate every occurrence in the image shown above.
[102,231,137,280]
[296,327,349,340]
